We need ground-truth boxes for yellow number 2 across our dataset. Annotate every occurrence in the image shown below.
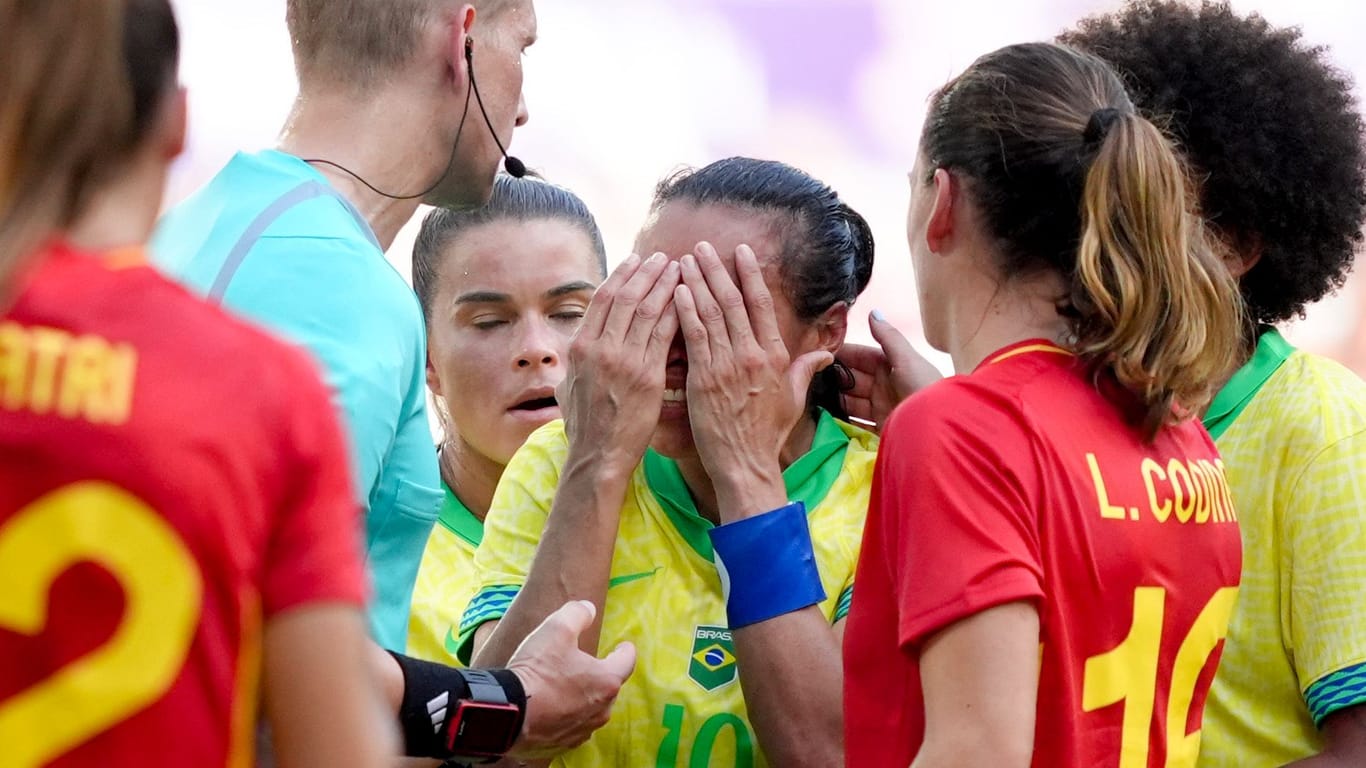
[1082,586,1238,768]
[0,482,203,767]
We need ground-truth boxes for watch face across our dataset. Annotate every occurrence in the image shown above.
[447,701,522,758]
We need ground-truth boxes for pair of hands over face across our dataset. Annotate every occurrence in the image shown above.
[554,243,836,487]
[505,258,942,759]
[557,242,942,465]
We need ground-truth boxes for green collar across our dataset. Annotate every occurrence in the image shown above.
[643,409,852,560]
[437,481,484,547]
[1203,328,1295,441]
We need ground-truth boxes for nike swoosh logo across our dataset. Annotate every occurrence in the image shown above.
[444,625,462,655]
[608,567,662,589]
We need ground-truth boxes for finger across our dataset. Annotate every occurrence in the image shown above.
[734,243,784,350]
[545,599,597,640]
[789,350,835,405]
[598,641,637,685]
[868,309,916,362]
[673,284,712,369]
[641,297,680,367]
[841,394,875,423]
[581,254,641,339]
[601,252,669,343]
[843,364,876,399]
[679,251,732,360]
[837,342,888,376]
[622,260,681,353]
[694,242,753,346]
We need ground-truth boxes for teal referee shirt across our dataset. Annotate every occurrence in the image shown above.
[153,149,441,651]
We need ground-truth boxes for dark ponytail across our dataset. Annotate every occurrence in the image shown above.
[651,157,875,420]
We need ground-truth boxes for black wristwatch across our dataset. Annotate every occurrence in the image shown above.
[443,668,526,763]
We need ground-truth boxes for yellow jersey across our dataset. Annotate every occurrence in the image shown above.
[459,411,876,767]
[1199,330,1366,767]
[406,482,483,665]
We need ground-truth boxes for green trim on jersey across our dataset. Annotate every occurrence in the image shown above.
[642,409,852,560]
[834,585,854,622]
[1204,328,1295,441]
[437,481,484,548]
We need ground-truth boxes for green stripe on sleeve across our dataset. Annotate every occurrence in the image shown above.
[454,585,520,664]
[834,584,854,622]
[1305,661,1366,727]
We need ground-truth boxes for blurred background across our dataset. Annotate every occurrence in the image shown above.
[165,0,1366,374]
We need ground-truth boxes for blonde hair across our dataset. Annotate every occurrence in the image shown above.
[0,0,134,295]
[287,0,511,90]
[1074,114,1243,433]
[923,42,1243,437]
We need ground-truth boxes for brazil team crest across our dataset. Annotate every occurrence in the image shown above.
[689,625,738,691]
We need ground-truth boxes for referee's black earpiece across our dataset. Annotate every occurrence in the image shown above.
[462,35,527,178]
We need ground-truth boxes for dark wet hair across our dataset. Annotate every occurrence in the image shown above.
[1063,0,1366,325]
[923,42,1242,436]
[651,156,875,421]
[412,173,607,321]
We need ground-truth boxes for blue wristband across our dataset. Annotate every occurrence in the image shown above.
[709,501,827,628]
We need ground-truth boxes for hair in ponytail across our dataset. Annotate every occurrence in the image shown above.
[651,157,875,421]
[1074,112,1242,433]
[923,42,1243,437]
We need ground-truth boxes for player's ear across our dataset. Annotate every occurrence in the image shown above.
[446,4,477,94]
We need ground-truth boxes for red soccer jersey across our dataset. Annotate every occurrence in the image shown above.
[844,340,1242,768]
[0,243,366,767]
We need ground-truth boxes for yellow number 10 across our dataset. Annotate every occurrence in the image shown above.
[1082,586,1238,768]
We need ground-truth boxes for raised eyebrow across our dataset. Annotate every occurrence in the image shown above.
[454,290,512,306]
[545,281,597,299]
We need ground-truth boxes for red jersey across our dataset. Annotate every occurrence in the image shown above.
[0,243,366,767]
[844,341,1242,768]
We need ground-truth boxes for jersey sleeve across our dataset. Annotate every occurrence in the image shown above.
[877,381,1043,650]
[260,347,368,617]
[1284,429,1366,724]
[454,421,568,662]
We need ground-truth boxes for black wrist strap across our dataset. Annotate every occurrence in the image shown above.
[388,652,527,760]
[390,651,472,758]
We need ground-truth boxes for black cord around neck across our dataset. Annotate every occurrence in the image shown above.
[301,74,473,201]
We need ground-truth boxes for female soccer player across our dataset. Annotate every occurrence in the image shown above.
[406,174,607,666]
[0,0,392,764]
[461,157,877,767]
[842,43,1245,767]
[1065,7,1366,765]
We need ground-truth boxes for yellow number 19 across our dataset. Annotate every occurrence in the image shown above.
[1082,586,1238,768]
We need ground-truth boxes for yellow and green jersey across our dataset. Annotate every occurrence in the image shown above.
[1199,329,1366,767]
[406,482,483,665]
[459,410,876,768]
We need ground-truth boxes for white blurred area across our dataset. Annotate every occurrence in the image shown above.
[167,0,1366,375]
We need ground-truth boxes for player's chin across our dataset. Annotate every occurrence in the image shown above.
[648,417,696,461]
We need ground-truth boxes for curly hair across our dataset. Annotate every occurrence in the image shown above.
[1062,0,1366,325]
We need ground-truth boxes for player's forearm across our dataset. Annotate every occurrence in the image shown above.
[1283,704,1366,767]
[733,607,844,767]
[474,453,631,665]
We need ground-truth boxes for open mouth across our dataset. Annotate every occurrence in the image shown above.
[511,396,558,412]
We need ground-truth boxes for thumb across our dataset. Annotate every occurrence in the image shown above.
[598,641,638,684]
[545,599,597,640]
[789,350,835,400]
[868,309,914,361]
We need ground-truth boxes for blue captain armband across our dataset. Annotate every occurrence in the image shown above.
[709,501,826,629]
